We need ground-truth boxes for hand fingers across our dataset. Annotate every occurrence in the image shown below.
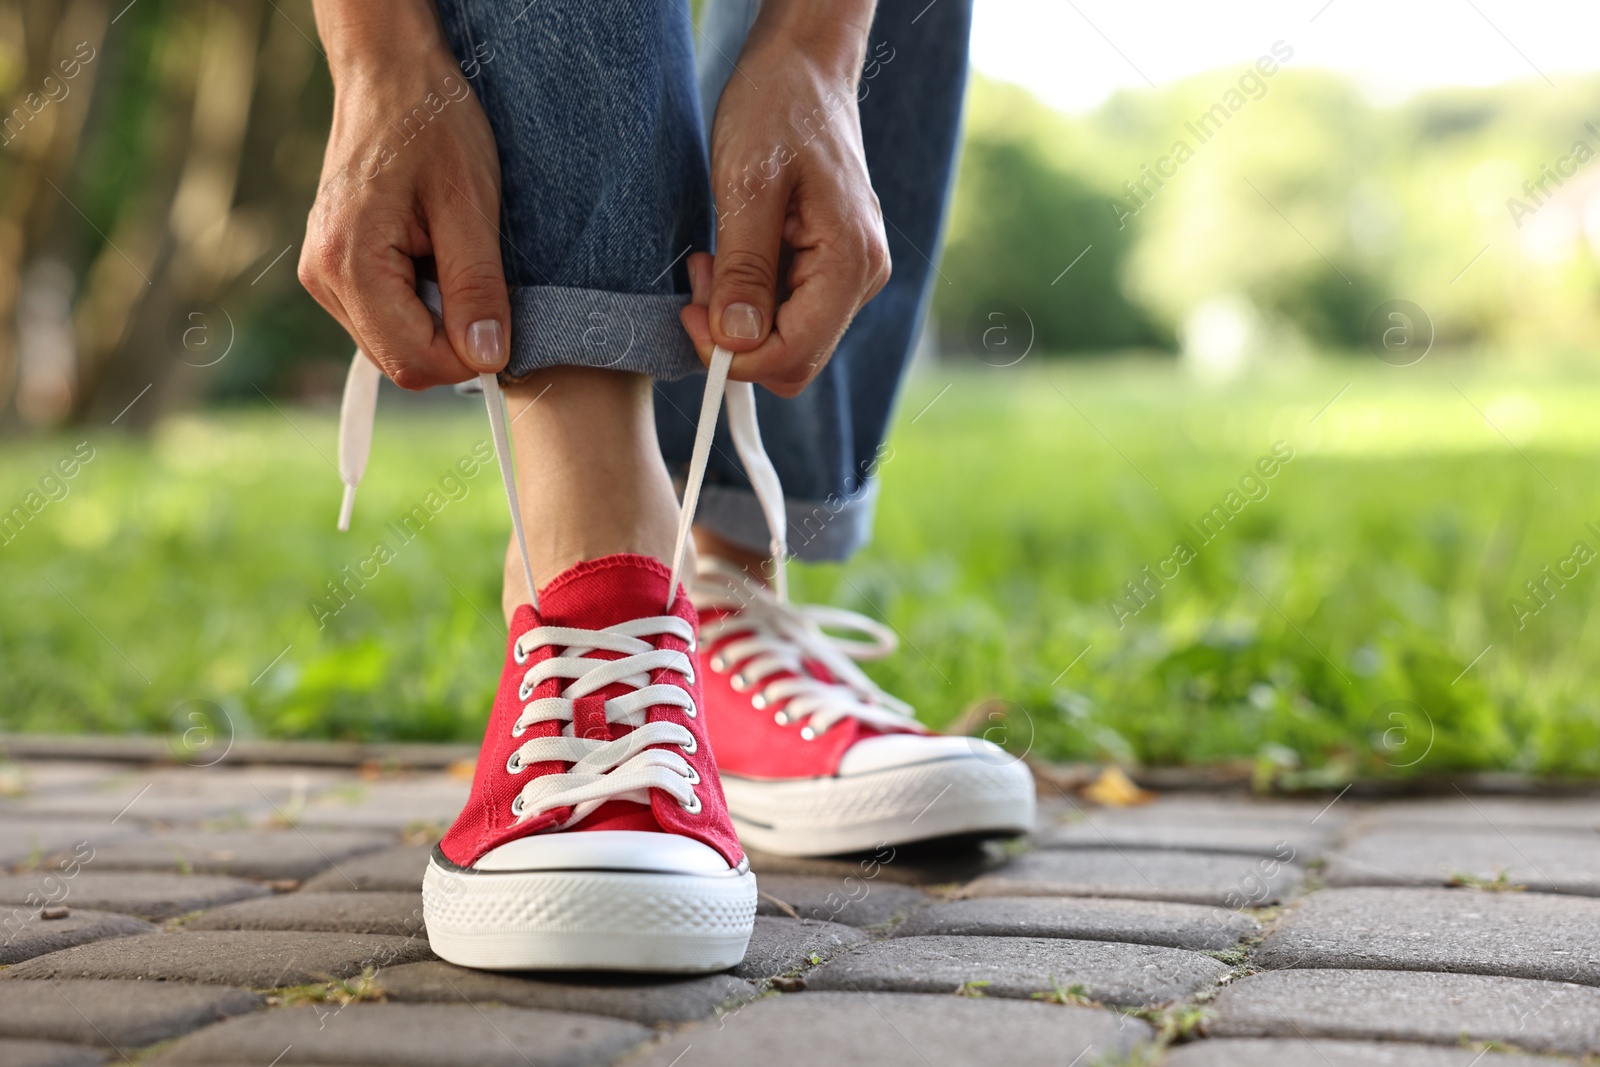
[427,172,511,375]
[679,252,715,364]
[302,210,472,391]
[706,167,790,352]
[724,218,890,396]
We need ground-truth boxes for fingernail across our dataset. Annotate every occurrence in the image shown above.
[467,319,504,367]
[722,303,761,340]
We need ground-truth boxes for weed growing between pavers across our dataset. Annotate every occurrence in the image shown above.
[1031,974,1094,1006]
[268,966,386,1008]
[1447,867,1527,892]
[1088,1037,1166,1067]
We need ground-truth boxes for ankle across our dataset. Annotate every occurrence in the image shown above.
[499,367,682,619]
[693,526,774,588]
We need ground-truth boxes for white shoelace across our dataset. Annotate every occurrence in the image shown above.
[502,618,702,827]
[694,562,922,739]
[333,281,769,825]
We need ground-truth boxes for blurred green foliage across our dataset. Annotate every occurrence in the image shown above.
[6,359,1599,779]
[937,69,1600,357]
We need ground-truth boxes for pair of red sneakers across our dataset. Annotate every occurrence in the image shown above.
[421,550,1036,972]
[336,341,1034,974]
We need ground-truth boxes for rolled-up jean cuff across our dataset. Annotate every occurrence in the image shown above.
[503,286,704,382]
[692,481,879,563]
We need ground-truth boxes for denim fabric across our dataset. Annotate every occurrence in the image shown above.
[655,0,973,561]
[435,0,710,380]
[436,0,970,561]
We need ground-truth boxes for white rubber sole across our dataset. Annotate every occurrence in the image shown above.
[422,857,757,973]
[722,755,1036,857]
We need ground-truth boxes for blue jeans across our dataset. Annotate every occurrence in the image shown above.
[436,0,971,561]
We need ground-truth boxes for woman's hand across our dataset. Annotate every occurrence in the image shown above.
[680,0,890,398]
[299,1,509,389]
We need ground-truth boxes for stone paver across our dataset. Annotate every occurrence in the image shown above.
[0,871,271,921]
[893,895,1258,950]
[3,930,435,985]
[754,873,931,927]
[0,820,145,866]
[299,843,433,892]
[966,848,1303,906]
[1166,1038,1572,1066]
[1256,886,1600,984]
[1209,968,1600,1056]
[743,840,1007,887]
[186,891,425,936]
[0,979,262,1047]
[15,747,1600,1065]
[87,829,395,881]
[732,915,866,980]
[0,1039,105,1067]
[150,1002,648,1066]
[5,766,341,824]
[377,961,757,1024]
[297,778,469,832]
[1326,827,1600,896]
[806,933,1226,1006]
[0,908,157,964]
[1357,797,1600,833]
[0,760,130,795]
[1038,797,1341,859]
[626,991,1152,1067]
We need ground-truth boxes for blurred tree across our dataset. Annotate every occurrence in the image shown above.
[0,0,108,425]
[936,82,1167,356]
[1115,72,1388,351]
[0,0,341,434]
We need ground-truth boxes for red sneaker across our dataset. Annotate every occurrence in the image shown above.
[422,554,755,972]
[693,560,1036,856]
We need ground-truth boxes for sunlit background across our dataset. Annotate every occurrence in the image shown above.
[4,0,1600,782]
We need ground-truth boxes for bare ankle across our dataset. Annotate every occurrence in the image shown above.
[693,526,775,588]
[498,366,681,618]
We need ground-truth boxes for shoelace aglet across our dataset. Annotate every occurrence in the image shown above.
[335,351,382,532]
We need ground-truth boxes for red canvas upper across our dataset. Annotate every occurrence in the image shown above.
[439,553,743,869]
[697,604,923,780]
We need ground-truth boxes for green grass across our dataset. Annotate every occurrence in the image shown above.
[5,355,1600,779]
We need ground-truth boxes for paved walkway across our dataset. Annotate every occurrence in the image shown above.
[1,749,1598,1066]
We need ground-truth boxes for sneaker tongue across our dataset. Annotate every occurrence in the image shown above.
[537,553,678,629]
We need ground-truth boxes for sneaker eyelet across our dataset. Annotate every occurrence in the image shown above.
[510,795,526,817]
[681,733,698,755]
[511,723,527,738]
[518,681,533,701]
[513,642,529,665]
[730,672,750,692]
[710,653,728,673]
[773,711,791,726]
[684,666,695,685]
[680,792,702,814]
[751,692,768,710]
[506,753,524,774]
[684,765,700,786]
[800,726,816,741]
